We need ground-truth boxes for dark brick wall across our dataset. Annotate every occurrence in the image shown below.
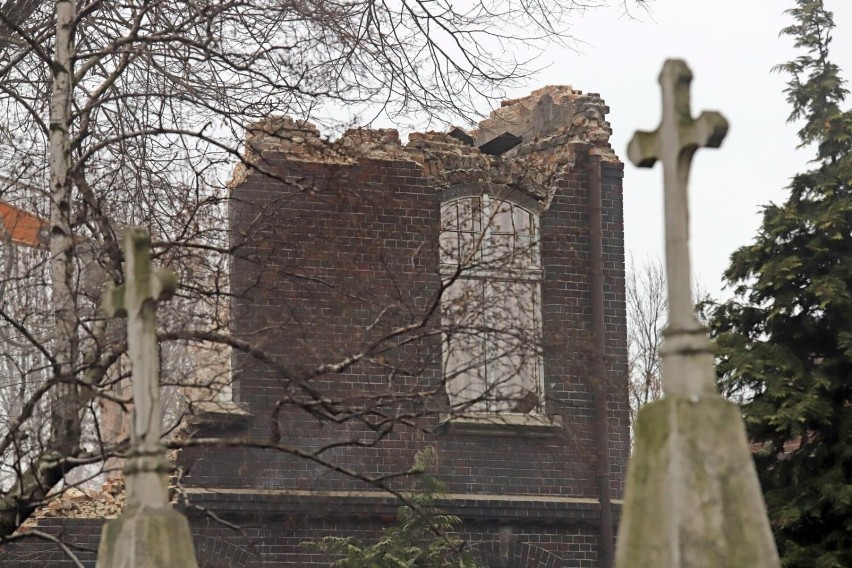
[0,145,629,568]
[201,517,603,568]
[600,160,630,488]
[0,515,601,567]
[0,519,103,567]
[180,149,628,499]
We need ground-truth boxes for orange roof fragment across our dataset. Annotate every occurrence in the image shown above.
[0,201,47,247]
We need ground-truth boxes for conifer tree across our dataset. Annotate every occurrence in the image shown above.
[709,1,852,565]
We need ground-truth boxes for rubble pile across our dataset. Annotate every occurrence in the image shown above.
[23,477,126,526]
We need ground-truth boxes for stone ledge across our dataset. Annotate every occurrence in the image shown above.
[186,401,252,429]
[436,412,563,436]
[182,487,620,524]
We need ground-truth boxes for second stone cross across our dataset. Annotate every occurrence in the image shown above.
[96,227,198,568]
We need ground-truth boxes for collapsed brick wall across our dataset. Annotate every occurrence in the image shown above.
[189,85,628,493]
[0,86,629,568]
[180,85,629,566]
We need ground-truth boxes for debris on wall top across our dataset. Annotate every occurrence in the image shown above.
[474,85,614,157]
[232,86,619,192]
[21,478,127,528]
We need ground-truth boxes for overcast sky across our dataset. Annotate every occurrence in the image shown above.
[497,0,852,298]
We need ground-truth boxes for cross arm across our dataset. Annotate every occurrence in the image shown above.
[687,111,728,150]
[151,269,177,303]
[103,282,128,318]
[102,269,176,318]
[627,130,662,168]
[101,228,177,318]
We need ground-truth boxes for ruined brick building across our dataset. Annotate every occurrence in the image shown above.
[0,86,629,567]
[178,86,630,567]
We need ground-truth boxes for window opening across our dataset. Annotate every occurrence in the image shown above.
[440,195,542,414]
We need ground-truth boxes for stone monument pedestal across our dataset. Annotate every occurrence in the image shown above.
[616,396,779,567]
[97,506,197,568]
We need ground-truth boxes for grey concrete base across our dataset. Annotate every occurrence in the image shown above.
[96,506,198,568]
[615,396,780,568]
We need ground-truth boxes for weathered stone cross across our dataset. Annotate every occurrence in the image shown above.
[102,227,177,506]
[615,60,779,568]
[97,228,198,568]
[627,59,728,398]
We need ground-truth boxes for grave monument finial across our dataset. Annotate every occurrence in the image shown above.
[96,228,198,568]
[627,59,727,399]
[615,60,780,568]
[628,60,726,332]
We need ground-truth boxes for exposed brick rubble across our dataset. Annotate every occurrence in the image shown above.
[22,477,126,528]
[475,85,614,152]
[235,85,618,197]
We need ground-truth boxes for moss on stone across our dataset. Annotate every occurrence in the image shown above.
[96,506,198,568]
[615,396,780,568]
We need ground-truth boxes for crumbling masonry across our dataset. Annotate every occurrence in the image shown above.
[0,86,629,568]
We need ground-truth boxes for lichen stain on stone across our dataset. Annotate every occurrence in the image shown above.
[617,397,780,568]
[617,399,672,565]
[96,506,198,568]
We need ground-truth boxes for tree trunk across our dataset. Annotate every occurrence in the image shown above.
[48,0,80,457]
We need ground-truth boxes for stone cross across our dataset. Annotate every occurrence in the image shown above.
[615,60,779,568]
[627,59,728,398]
[97,228,198,567]
[102,227,176,507]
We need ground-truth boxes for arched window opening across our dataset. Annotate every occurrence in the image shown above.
[440,195,543,414]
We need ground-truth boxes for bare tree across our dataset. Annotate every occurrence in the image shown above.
[0,0,644,553]
[626,255,713,428]
[626,256,666,427]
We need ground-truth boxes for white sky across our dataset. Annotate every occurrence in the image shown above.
[496,0,852,299]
